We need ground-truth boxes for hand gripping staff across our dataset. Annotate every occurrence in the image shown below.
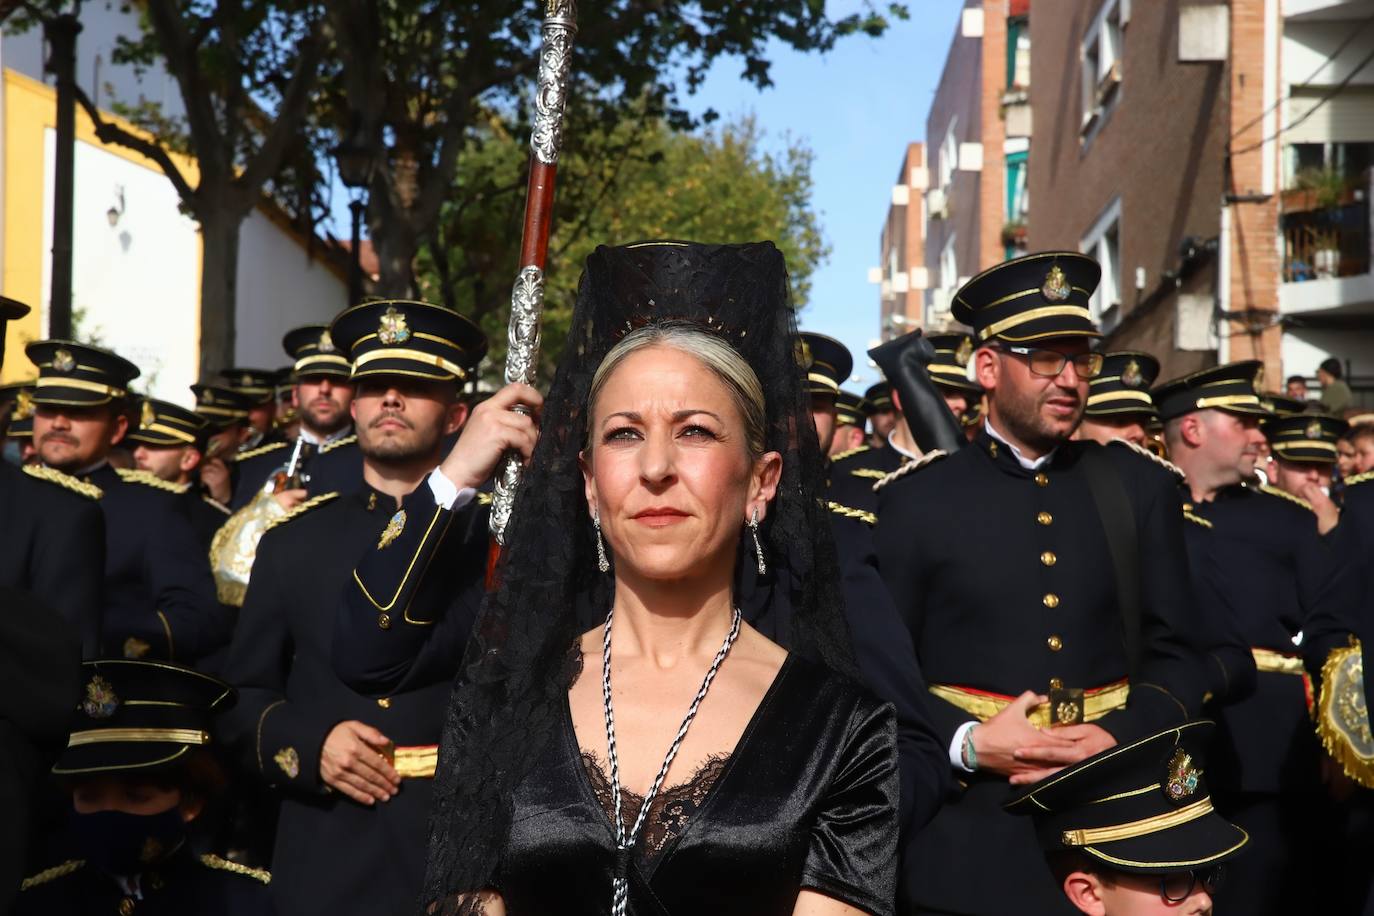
[488,0,578,575]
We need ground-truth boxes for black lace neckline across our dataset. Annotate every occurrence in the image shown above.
[580,749,731,864]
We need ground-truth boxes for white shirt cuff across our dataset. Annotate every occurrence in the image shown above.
[427,468,477,511]
[949,720,978,773]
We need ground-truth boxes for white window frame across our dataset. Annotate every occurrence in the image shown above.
[1080,0,1125,143]
[940,232,959,295]
[939,117,959,190]
[1080,197,1123,327]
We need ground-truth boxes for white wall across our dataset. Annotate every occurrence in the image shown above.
[41,131,201,406]
[234,209,347,370]
[1283,21,1374,87]
[1282,326,1374,379]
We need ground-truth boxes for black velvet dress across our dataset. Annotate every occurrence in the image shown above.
[492,655,900,916]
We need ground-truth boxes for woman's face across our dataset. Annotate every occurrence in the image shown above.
[583,345,780,585]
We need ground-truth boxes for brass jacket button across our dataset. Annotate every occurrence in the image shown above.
[378,613,392,630]
[1047,634,1063,652]
[1043,593,1060,609]
[1035,472,1049,487]
[1037,511,1053,526]
[1041,551,1057,567]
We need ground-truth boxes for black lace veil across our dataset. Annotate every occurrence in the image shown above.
[421,240,854,913]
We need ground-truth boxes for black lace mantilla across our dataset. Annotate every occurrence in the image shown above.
[421,241,855,915]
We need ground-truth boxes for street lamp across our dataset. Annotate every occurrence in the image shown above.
[334,133,374,305]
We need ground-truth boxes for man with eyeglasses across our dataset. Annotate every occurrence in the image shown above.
[1006,721,1247,916]
[876,252,1202,915]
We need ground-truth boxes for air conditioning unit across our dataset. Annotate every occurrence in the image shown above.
[927,188,948,219]
[892,185,910,206]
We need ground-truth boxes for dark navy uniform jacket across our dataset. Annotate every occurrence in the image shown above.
[182,489,231,553]
[1190,483,1355,795]
[827,443,908,515]
[219,486,458,916]
[87,465,228,664]
[230,433,364,509]
[875,429,1201,915]
[17,849,273,916]
[0,462,104,656]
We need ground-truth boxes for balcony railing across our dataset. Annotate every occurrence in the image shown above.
[1282,198,1371,283]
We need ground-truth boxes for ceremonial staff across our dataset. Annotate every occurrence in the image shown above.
[489,0,579,556]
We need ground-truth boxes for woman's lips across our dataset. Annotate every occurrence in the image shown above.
[630,508,690,527]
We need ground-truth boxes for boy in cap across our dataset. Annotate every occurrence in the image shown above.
[17,659,270,914]
[1006,721,1247,916]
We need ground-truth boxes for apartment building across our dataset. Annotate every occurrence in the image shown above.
[874,143,928,341]
[920,0,1032,331]
[1027,0,1374,401]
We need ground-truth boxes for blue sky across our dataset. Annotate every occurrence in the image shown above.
[678,1,966,386]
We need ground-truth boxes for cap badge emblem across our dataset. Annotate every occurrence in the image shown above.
[274,746,300,779]
[1164,747,1202,801]
[52,349,76,373]
[955,336,973,366]
[82,674,120,719]
[378,306,411,346]
[1122,359,1143,388]
[378,509,407,550]
[14,389,34,420]
[1041,264,1071,303]
[202,390,216,405]
[1305,419,1323,440]
[239,373,254,387]
[318,330,336,353]
[795,338,814,370]
[140,401,156,429]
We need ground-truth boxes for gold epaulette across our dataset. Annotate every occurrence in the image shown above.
[1344,470,1374,488]
[830,445,870,463]
[1108,437,1185,479]
[262,492,340,533]
[826,500,876,526]
[199,853,271,885]
[1316,638,1374,789]
[873,450,947,492]
[20,859,84,890]
[1258,483,1313,512]
[320,433,358,455]
[116,468,191,494]
[232,441,289,462]
[1183,510,1213,529]
[23,465,102,500]
[203,494,232,515]
[849,468,888,480]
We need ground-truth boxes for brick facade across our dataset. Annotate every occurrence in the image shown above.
[878,143,928,335]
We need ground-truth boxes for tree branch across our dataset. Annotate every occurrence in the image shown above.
[143,0,224,177]
[238,17,325,195]
[73,82,197,205]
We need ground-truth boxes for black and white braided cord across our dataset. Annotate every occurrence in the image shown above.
[600,604,742,916]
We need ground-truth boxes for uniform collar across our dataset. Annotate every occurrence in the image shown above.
[983,419,1055,470]
[887,430,921,461]
[300,424,353,447]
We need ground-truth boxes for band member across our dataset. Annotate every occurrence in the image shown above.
[1005,721,1247,916]
[29,341,226,663]
[830,389,869,458]
[1155,362,1353,915]
[876,252,1200,914]
[231,326,361,508]
[191,385,258,506]
[219,299,488,916]
[18,660,270,914]
[219,368,282,452]
[865,381,896,447]
[1074,352,1160,448]
[127,398,232,550]
[1263,410,1347,535]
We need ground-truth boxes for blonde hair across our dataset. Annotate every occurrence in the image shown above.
[586,321,767,458]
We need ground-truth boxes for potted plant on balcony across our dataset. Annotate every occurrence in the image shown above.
[1286,167,1352,213]
[1001,219,1028,250]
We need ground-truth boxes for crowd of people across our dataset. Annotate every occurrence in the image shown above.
[0,244,1371,916]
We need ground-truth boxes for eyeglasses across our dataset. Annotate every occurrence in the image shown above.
[992,344,1104,380]
[1160,865,1225,903]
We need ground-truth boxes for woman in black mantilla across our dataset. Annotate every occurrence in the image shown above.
[423,241,899,915]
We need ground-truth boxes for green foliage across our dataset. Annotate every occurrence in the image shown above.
[414,112,828,379]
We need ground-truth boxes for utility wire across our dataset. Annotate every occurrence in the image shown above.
[1228,12,1374,141]
[1230,44,1374,156]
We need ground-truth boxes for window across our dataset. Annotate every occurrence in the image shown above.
[1081,198,1123,326]
[1080,0,1125,139]
[940,233,959,293]
[1006,15,1030,90]
[939,118,959,190]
